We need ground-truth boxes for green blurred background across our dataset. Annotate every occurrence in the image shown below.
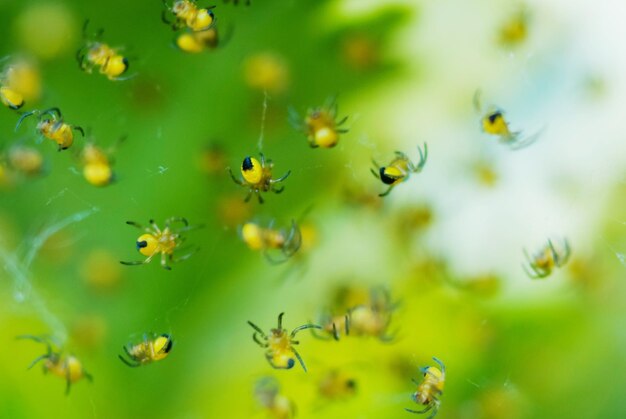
[1,0,626,418]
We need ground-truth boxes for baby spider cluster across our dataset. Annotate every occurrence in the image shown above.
[163,0,222,54]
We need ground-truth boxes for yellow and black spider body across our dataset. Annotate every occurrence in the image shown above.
[473,91,539,149]
[120,217,200,270]
[523,239,571,279]
[318,369,357,400]
[229,153,291,203]
[254,377,296,419]
[0,58,41,110]
[371,143,428,197]
[248,312,321,372]
[17,335,92,395]
[77,21,129,81]
[241,220,302,264]
[162,0,216,32]
[81,143,115,187]
[289,97,349,148]
[406,357,445,418]
[118,333,173,367]
[15,108,84,151]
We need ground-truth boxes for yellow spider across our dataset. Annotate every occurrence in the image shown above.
[241,220,302,264]
[15,107,84,151]
[228,153,291,203]
[473,91,540,149]
[523,239,571,279]
[371,143,428,197]
[77,21,130,81]
[248,312,321,372]
[17,335,92,395]
[406,357,446,418]
[118,333,173,367]
[162,0,216,32]
[120,217,200,270]
[289,97,349,148]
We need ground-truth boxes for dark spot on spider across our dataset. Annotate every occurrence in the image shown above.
[488,111,501,124]
[136,240,148,250]
[242,156,254,171]
[380,168,396,185]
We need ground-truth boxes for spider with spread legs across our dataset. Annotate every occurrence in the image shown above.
[120,217,200,270]
[229,153,291,203]
[523,238,571,279]
[248,312,321,372]
[371,143,428,197]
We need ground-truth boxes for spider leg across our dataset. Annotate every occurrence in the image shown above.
[149,219,161,233]
[559,239,572,266]
[415,142,428,171]
[172,247,199,263]
[405,404,433,415]
[271,170,291,184]
[65,359,72,395]
[120,259,150,266]
[370,167,381,179]
[287,106,304,131]
[277,312,285,329]
[42,107,62,119]
[15,110,38,132]
[271,185,284,194]
[161,9,172,25]
[244,190,253,203]
[290,323,322,338]
[165,217,189,228]
[160,253,172,270]
[256,191,264,204]
[336,115,349,126]
[73,125,85,137]
[118,354,140,367]
[26,354,51,370]
[247,321,268,339]
[228,167,245,186]
[263,250,289,265]
[252,332,269,348]
[125,220,148,231]
[310,327,331,340]
[432,357,445,376]
[522,262,546,279]
[379,186,394,197]
[291,347,307,372]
